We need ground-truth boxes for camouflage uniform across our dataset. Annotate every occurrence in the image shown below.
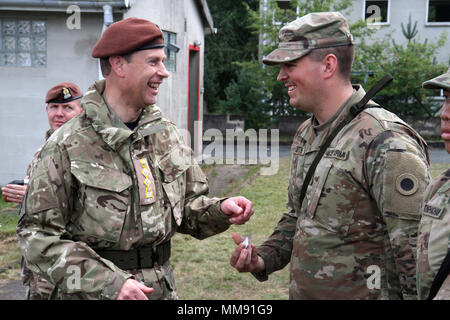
[417,170,450,299]
[254,86,430,299]
[417,68,450,300]
[254,13,431,299]
[17,80,231,300]
[20,129,54,300]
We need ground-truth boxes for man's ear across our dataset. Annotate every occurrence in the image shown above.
[322,54,338,80]
[109,56,127,78]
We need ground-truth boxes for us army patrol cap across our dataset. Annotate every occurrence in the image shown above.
[263,12,354,65]
[422,67,450,91]
[91,17,165,58]
[45,82,83,104]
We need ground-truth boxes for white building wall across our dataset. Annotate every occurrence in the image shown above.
[0,11,104,185]
[346,0,450,64]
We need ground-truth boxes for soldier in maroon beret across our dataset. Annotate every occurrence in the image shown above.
[45,82,84,131]
[2,82,83,300]
[17,17,254,301]
[2,82,83,204]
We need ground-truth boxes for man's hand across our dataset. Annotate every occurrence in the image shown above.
[230,232,265,273]
[117,279,154,300]
[1,184,27,203]
[220,196,254,225]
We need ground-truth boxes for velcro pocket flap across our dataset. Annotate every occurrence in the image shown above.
[158,144,194,183]
[71,161,132,192]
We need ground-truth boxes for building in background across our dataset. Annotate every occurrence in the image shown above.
[0,0,215,185]
[261,0,450,64]
[347,0,450,64]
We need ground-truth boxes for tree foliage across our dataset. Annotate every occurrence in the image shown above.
[353,16,448,117]
[205,0,449,129]
[204,0,260,114]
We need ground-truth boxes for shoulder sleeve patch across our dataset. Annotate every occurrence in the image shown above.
[383,150,428,217]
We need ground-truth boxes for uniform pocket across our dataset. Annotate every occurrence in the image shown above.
[305,160,356,235]
[70,161,132,243]
[158,144,193,226]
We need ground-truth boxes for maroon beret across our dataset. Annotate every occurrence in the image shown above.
[91,17,165,58]
[45,82,83,104]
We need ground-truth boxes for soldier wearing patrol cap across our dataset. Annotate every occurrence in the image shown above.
[417,68,450,300]
[17,17,254,300]
[2,82,83,299]
[230,12,431,299]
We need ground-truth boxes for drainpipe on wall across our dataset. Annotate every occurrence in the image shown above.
[98,4,114,80]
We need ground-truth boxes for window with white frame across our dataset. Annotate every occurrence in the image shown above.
[163,30,177,72]
[0,19,47,67]
[427,0,450,24]
[364,0,390,24]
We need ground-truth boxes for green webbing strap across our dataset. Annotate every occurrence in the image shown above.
[297,75,393,210]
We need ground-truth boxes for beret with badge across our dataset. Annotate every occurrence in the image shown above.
[263,12,354,65]
[45,82,83,104]
[91,17,165,58]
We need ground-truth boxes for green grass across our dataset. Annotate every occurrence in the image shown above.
[171,158,291,300]
[430,162,448,179]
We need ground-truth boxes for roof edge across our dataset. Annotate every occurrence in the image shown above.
[195,0,216,35]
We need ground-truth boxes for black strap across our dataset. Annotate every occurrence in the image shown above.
[96,241,171,270]
[427,249,450,300]
[298,75,393,210]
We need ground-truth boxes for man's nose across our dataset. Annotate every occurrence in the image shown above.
[441,102,450,121]
[55,107,65,116]
[277,66,287,82]
[158,63,170,78]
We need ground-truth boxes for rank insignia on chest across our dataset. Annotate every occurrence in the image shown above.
[423,204,445,219]
[140,159,154,199]
[324,148,348,160]
[134,158,157,205]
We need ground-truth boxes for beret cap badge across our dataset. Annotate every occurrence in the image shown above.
[62,87,72,100]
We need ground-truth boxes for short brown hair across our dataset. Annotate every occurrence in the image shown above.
[308,44,354,81]
[99,53,133,77]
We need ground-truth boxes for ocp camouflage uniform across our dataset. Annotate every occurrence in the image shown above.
[17,80,231,300]
[254,85,430,299]
[417,169,450,299]
[416,68,450,300]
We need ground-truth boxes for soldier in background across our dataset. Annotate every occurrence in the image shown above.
[417,68,450,300]
[1,82,83,204]
[17,18,253,300]
[230,12,430,299]
[1,82,84,300]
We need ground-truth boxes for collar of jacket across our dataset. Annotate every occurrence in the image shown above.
[83,80,163,151]
[45,129,54,141]
[307,85,371,150]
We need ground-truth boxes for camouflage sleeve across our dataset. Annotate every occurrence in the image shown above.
[17,141,133,300]
[253,211,297,281]
[365,129,431,300]
[176,163,231,240]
